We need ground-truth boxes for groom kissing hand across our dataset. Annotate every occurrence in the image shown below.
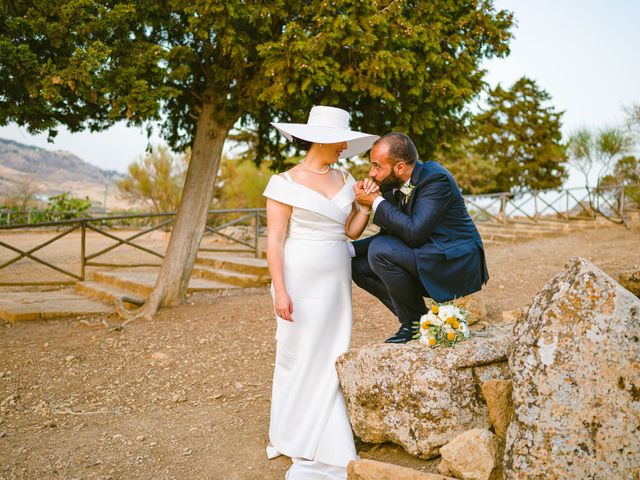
[350,132,489,344]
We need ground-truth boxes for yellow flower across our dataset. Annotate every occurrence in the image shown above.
[421,321,430,330]
[451,320,460,329]
[447,331,455,341]
[429,337,437,346]
[432,305,439,314]
[445,317,456,325]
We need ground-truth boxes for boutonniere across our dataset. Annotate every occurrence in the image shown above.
[400,182,415,205]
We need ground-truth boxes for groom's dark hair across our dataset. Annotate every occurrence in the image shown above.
[373,132,418,165]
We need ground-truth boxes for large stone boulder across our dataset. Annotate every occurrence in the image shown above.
[336,324,513,458]
[504,256,640,479]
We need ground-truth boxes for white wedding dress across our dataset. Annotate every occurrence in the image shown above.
[263,171,357,479]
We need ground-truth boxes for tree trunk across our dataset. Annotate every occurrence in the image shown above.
[116,102,230,323]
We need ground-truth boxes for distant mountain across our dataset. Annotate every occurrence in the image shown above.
[0,137,121,184]
[0,137,130,209]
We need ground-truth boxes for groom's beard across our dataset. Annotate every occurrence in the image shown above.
[378,171,403,193]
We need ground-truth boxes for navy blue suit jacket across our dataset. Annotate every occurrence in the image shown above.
[352,161,489,302]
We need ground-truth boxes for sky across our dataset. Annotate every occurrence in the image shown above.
[1,0,639,185]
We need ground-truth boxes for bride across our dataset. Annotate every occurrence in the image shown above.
[263,106,379,479]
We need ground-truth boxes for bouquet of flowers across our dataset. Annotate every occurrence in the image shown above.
[413,302,471,347]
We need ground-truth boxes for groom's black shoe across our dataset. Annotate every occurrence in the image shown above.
[384,325,416,344]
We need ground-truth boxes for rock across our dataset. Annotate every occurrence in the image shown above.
[619,264,640,297]
[500,309,521,323]
[438,429,502,480]
[347,459,455,480]
[455,293,489,325]
[336,324,513,458]
[42,420,56,428]
[504,257,640,479]
[0,431,7,438]
[481,379,513,440]
[135,435,145,442]
[64,355,76,362]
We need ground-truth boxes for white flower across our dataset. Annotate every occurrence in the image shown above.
[400,181,415,197]
[459,322,470,339]
[420,330,436,346]
[437,305,458,321]
[422,311,442,327]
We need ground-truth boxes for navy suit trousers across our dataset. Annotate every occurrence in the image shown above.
[352,235,429,327]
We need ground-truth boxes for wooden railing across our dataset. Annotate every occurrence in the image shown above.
[0,208,266,287]
[463,184,635,224]
[1,184,637,287]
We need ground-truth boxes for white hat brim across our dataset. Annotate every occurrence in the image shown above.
[271,122,379,158]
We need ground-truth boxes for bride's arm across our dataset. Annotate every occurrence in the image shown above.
[345,179,378,240]
[266,198,294,321]
[345,202,371,240]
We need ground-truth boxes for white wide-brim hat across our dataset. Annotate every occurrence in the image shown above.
[271,105,379,159]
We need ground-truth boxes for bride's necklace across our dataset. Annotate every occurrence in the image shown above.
[301,161,331,175]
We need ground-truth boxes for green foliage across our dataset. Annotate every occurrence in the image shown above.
[1,0,513,165]
[45,192,92,219]
[0,191,90,225]
[116,146,189,213]
[340,157,372,182]
[471,77,568,192]
[435,140,500,194]
[600,155,640,205]
[213,156,271,210]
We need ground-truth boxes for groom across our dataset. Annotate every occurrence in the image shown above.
[351,132,489,343]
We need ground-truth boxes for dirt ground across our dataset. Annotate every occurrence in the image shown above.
[1,221,639,480]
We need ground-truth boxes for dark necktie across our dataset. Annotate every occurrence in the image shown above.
[394,189,405,208]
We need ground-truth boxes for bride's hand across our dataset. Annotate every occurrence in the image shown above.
[274,291,294,321]
[362,177,379,195]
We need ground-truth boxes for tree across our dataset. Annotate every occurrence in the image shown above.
[45,192,92,220]
[117,146,188,214]
[625,103,640,142]
[567,127,634,188]
[212,155,271,210]
[600,155,640,206]
[471,77,568,192]
[435,140,500,194]
[4,175,41,211]
[567,127,634,215]
[1,1,513,322]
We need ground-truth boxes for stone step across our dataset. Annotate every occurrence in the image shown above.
[93,271,238,297]
[480,219,599,230]
[0,290,111,323]
[195,254,269,275]
[481,232,518,242]
[75,281,144,308]
[478,222,569,232]
[192,265,270,288]
[477,228,558,240]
